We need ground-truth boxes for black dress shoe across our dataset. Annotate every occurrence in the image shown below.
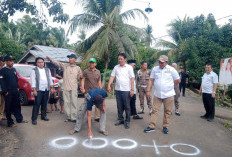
[133,115,143,119]
[115,121,124,126]
[41,117,49,121]
[32,120,37,125]
[95,118,100,122]
[124,122,130,129]
[200,115,207,119]
[207,118,214,122]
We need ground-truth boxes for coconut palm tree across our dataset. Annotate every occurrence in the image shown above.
[143,24,155,47]
[155,16,192,67]
[68,0,148,70]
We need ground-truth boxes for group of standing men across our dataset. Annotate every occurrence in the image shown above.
[0,52,218,138]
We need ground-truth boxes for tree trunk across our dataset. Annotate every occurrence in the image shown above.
[101,49,110,88]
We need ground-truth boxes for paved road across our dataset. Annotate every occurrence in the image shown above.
[0,90,232,157]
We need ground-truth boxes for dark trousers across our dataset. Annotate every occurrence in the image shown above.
[32,91,49,121]
[179,83,186,96]
[202,93,215,119]
[116,91,131,123]
[5,90,23,126]
[130,94,137,116]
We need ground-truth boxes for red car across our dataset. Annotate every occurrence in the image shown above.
[14,64,59,105]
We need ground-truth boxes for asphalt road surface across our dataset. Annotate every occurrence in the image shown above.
[0,90,232,157]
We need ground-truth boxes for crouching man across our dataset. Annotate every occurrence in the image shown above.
[69,88,108,139]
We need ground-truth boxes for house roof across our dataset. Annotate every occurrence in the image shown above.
[18,45,82,63]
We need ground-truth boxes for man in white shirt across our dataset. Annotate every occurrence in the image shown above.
[31,57,54,125]
[107,53,134,129]
[144,55,180,134]
[199,63,218,121]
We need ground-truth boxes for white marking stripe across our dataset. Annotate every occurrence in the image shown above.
[170,143,201,156]
[49,137,78,149]
[82,137,108,149]
[112,138,138,150]
[49,137,201,156]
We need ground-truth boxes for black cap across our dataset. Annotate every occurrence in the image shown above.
[0,57,4,61]
[127,60,136,64]
[67,54,77,59]
[4,55,15,61]
[93,95,104,109]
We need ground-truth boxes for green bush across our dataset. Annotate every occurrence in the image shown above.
[226,85,232,103]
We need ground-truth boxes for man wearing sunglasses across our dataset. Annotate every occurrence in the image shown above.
[144,55,180,134]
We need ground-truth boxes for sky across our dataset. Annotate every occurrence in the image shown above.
[9,0,232,44]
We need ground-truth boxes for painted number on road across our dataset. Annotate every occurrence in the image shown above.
[49,137,201,156]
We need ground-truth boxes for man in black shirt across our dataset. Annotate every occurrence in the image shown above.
[179,68,189,97]
[0,56,28,127]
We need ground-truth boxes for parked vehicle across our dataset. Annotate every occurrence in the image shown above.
[14,64,35,105]
[14,64,83,105]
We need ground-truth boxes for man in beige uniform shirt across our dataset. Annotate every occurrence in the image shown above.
[46,54,82,122]
[136,61,152,115]
[81,58,102,122]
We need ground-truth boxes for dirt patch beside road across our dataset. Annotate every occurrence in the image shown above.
[0,124,20,157]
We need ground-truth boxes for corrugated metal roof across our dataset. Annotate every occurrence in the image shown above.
[29,45,81,63]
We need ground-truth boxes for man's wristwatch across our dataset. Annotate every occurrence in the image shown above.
[212,91,216,94]
[131,89,134,91]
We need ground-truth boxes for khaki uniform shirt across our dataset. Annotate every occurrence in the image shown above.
[51,60,82,91]
[83,68,101,93]
[137,69,150,87]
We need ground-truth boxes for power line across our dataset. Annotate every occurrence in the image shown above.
[216,15,232,21]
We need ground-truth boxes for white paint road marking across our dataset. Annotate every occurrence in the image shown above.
[82,137,108,149]
[112,138,138,150]
[49,137,78,149]
[141,140,201,156]
[49,137,201,156]
[141,140,169,155]
[170,143,201,156]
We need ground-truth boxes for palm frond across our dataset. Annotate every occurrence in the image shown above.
[68,13,102,35]
[75,0,104,16]
[78,26,106,53]
[123,24,147,40]
[155,39,177,49]
[120,8,148,23]
[119,33,138,59]
[81,26,111,66]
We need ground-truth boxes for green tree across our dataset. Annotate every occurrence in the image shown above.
[0,0,69,24]
[0,32,26,61]
[68,0,148,85]
[68,0,148,68]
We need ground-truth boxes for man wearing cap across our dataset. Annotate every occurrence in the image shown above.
[136,61,152,115]
[46,54,82,122]
[144,55,180,134]
[30,57,54,125]
[0,56,6,121]
[107,53,135,129]
[81,57,102,122]
[0,56,28,127]
[127,59,143,120]
[69,88,108,139]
